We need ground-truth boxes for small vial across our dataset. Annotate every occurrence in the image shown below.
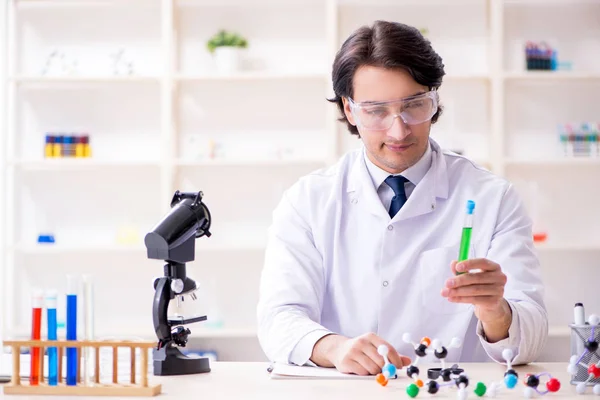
[75,136,85,158]
[45,134,55,158]
[82,134,91,157]
[63,136,73,157]
[53,135,64,157]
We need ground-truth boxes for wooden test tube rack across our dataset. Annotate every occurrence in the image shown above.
[2,339,161,397]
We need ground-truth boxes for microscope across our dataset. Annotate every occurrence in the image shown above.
[144,190,212,376]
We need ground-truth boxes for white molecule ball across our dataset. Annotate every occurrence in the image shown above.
[593,384,600,396]
[457,388,468,400]
[450,337,462,348]
[568,363,578,375]
[570,355,579,364]
[402,332,412,343]
[589,314,600,326]
[487,382,498,398]
[377,344,389,356]
[576,382,587,394]
[524,387,535,399]
[502,349,514,362]
[431,338,441,350]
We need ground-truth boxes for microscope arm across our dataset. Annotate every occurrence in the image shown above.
[153,277,172,342]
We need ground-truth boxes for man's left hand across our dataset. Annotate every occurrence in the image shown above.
[440,258,512,342]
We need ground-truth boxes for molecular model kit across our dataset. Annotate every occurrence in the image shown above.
[374,332,563,399]
[568,312,600,396]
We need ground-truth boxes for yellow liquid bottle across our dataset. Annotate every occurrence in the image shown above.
[52,136,63,158]
[75,136,84,158]
[44,134,54,158]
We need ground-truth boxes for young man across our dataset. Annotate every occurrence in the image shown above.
[256,21,547,375]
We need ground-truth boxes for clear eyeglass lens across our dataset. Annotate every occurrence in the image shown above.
[353,95,436,130]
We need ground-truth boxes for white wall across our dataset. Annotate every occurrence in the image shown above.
[2,0,599,365]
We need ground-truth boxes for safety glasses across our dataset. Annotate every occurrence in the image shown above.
[347,91,439,131]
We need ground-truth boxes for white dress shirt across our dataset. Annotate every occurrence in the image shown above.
[257,138,548,368]
[364,141,433,209]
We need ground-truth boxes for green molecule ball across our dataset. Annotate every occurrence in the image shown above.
[474,382,487,397]
[406,383,420,398]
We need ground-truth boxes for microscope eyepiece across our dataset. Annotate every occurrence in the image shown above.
[144,190,211,263]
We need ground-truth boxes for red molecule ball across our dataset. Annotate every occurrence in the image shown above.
[546,378,561,393]
[589,364,600,378]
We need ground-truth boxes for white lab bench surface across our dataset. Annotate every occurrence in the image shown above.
[0,361,587,399]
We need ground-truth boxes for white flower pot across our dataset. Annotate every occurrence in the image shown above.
[213,47,242,74]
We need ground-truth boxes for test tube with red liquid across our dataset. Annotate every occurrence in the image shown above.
[30,290,43,385]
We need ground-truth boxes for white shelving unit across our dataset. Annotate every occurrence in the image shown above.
[2,0,599,362]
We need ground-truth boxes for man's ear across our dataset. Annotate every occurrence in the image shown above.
[342,97,356,126]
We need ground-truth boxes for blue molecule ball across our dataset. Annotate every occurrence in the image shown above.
[504,373,518,389]
[383,363,397,378]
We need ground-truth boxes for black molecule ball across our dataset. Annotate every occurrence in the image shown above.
[427,381,439,394]
[407,365,420,378]
[526,375,540,388]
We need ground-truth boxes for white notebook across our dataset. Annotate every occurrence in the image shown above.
[268,363,374,380]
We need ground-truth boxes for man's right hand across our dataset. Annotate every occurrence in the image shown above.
[310,333,411,376]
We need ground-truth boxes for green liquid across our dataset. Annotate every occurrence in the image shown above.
[458,227,472,273]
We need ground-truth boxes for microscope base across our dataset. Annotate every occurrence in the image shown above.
[153,346,211,376]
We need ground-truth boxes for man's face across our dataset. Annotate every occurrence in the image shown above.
[343,66,433,174]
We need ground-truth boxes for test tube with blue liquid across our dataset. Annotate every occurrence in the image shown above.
[46,290,58,385]
[66,275,78,386]
[457,200,475,275]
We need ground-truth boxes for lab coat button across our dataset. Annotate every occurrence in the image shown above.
[382,281,389,287]
[387,225,393,231]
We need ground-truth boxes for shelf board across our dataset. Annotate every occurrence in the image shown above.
[548,326,570,338]
[443,73,489,81]
[12,244,146,255]
[504,0,598,5]
[176,158,326,167]
[535,243,600,251]
[339,0,484,5]
[13,241,266,255]
[16,0,158,9]
[191,327,257,338]
[12,76,160,85]
[505,158,600,167]
[504,72,600,81]
[10,326,256,340]
[10,159,161,170]
[176,71,327,82]
[177,0,321,7]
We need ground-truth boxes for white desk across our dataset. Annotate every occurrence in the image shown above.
[0,362,589,399]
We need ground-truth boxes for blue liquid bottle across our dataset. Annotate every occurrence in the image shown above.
[66,275,78,386]
[46,290,58,385]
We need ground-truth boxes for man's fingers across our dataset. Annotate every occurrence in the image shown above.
[450,260,458,275]
[347,360,370,376]
[363,343,385,369]
[455,258,499,273]
[444,283,504,298]
[367,335,404,367]
[445,270,505,289]
[448,295,499,306]
[352,351,382,375]
[382,345,410,368]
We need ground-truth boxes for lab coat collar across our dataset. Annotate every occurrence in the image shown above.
[363,140,433,190]
[347,138,449,221]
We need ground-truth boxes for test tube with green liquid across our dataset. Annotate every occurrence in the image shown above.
[457,200,475,275]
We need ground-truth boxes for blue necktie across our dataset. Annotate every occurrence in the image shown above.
[385,175,408,218]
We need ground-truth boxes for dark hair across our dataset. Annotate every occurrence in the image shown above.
[328,20,445,136]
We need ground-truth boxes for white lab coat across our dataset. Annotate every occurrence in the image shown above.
[257,139,548,367]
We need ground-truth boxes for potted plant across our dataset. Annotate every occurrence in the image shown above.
[207,29,248,74]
